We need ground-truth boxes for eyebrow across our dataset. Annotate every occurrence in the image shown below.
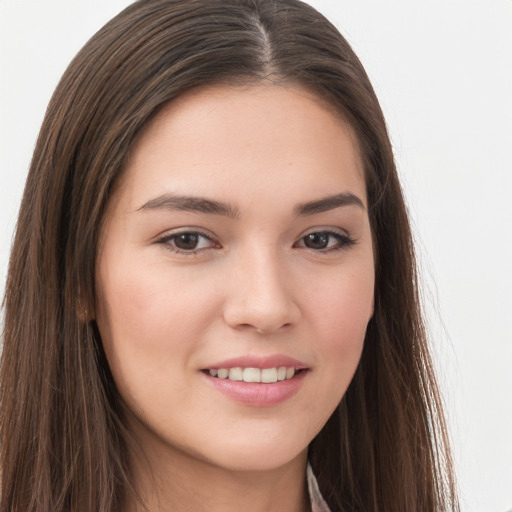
[137,194,240,218]
[294,192,365,216]
[136,191,364,218]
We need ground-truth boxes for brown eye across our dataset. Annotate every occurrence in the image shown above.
[158,231,217,253]
[304,232,329,249]
[295,230,355,252]
[174,233,200,250]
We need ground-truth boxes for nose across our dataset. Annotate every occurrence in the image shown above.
[223,248,301,334]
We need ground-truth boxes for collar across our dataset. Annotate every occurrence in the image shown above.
[306,462,331,512]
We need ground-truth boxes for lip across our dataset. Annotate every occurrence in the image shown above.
[202,369,307,407]
[201,354,309,407]
[204,354,308,370]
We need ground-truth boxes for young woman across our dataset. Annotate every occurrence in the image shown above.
[0,0,458,510]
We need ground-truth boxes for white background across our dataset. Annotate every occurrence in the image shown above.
[1,1,511,510]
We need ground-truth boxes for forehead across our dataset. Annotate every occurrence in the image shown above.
[116,83,366,212]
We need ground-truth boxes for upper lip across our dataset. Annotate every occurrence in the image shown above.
[204,354,308,370]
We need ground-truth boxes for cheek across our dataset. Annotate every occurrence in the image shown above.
[98,255,215,342]
[301,270,373,430]
[303,261,374,378]
[286,268,372,440]
[95,254,220,400]
[307,261,374,335]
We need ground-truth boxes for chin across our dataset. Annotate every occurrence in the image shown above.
[192,428,310,473]
[206,446,307,474]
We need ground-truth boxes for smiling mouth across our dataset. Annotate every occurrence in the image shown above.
[205,367,305,383]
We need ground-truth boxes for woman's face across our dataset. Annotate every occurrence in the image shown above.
[96,84,374,473]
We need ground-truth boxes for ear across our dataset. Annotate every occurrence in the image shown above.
[76,291,95,323]
[76,303,94,323]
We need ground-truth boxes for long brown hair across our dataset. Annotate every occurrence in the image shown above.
[1,0,458,510]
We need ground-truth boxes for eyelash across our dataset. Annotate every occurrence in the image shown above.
[156,229,356,255]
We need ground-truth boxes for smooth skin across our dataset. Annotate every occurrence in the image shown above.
[96,84,375,512]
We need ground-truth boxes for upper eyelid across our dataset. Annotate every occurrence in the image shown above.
[298,226,351,238]
[155,227,216,241]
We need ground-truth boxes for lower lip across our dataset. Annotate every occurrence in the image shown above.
[203,370,307,407]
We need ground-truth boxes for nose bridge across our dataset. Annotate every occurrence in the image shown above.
[223,242,299,333]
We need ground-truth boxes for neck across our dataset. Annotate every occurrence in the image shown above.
[124,429,310,512]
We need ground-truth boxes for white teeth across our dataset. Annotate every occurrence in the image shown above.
[243,367,261,383]
[217,368,229,379]
[261,368,278,383]
[208,366,299,383]
[228,367,243,381]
